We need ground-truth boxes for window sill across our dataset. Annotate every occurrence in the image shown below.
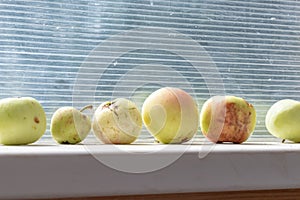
[1,137,300,199]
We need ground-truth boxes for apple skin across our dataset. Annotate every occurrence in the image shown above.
[142,87,199,144]
[93,98,142,144]
[265,99,300,142]
[200,96,256,144]
[0,97,46,145]
[51,107,91,144]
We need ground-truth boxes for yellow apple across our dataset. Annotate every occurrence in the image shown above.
[93,98,142,144]
[0,97,46,145]
[200,96,256,144]
[142,87,199,144]
[51,105,92,144]
[266,99,300,143]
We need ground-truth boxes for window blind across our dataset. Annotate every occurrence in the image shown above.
[0,0,299,139]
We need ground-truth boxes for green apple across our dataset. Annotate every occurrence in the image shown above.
[200,96,256,144]
[0,97,46,145]
[266,99,300,143]
[142,87,199,144]
[93,98,142,144]
[51,105,92,144]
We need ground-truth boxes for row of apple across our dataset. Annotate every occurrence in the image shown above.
[0,87,297,145]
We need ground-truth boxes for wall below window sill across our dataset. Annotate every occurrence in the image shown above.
[1,137,300,200]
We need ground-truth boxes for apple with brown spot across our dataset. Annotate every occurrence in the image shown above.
[93,98,142,144]
[0,97,47,145]
[51,105,92,144]
[200,96,256,144]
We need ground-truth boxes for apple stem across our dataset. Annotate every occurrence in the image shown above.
[80,105,93,112]
[282,139,286,143]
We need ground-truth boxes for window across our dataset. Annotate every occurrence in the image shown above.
[1,1,300,199]
[1,0,299,140]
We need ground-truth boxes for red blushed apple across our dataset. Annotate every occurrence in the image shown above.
[200,96,256,144]
[142,87,199,144]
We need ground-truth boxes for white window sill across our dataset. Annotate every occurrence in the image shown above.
[1,137,300,199]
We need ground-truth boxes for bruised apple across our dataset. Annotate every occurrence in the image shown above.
[142,87,199,144]
[51,105,92,144]
[93,98,142,144]
[200,96,256,144]
[266,99,300,143]
[0,97,46,145]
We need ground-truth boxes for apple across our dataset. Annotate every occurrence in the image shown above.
[142,87,199,144]
[93,98,142,144]
[265,99,300,143]
[200,96,256,144]
[0,97,46,145]
[51,105,92,144]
